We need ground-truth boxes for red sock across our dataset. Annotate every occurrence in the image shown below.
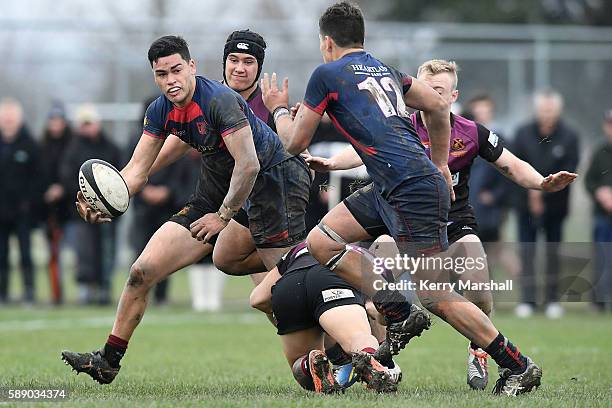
[107,334,128,351]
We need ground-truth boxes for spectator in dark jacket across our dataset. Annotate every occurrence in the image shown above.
[466,94,512,242]
[60,104,122,305]
[40,101,73,305]
[0,98,41,304]
[585,109,612,312]
[512,89,580,319]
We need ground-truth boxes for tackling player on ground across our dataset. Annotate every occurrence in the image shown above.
[250,242,397,394]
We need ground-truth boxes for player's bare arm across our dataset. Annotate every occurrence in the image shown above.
[249,266,282,314]
[403,77,454,200]
[261,72,322,155]
[304,145,362,172]
[75,133,164,224]
[189,125,260,243]
[149,134,191,175]
[493,148,577,192]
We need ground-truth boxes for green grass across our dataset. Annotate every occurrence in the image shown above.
[1,237,611,407]
[1,303,611,407]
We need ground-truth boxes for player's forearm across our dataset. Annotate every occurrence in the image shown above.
[330,145,363,170]
[274,114,305,155]
[249,267,281,314]
[150,136,190,176]
[121,162,149,197]
[495,153,544,190]
[121,135,164,197]
[222,159,260,214]
[423,110,451,166]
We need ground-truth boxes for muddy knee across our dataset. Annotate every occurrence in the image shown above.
[127,263,155,291]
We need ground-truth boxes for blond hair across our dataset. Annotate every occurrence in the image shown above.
[417,59,459,89]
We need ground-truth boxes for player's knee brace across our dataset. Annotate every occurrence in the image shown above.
[325,248,349,271]
[324,243,374,271]
[292,356,314,391]
[325,243,395,283]
[317,221,347,245]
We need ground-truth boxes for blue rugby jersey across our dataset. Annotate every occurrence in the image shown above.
[303,51,439,198]
[143,75,290,176]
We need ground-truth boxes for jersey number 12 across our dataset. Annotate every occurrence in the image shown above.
[357,77,408,118]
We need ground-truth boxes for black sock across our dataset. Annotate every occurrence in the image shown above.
[376,342,394,368]
[469,342,480,350]
[104,334,128,368]
[372,290,411,323]
[325,343,351,365]
[484,332,528,374]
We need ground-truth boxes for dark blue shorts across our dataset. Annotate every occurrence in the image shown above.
[246,155,311,248]
[343,173,450,255]
[171,156,311,249]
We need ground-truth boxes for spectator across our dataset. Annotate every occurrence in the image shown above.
[513,89,580,318]
[466,94,511,243]
[0,98,41,305]
[40,101,73,305]
[584,109,612,312]
[60,104,122,305]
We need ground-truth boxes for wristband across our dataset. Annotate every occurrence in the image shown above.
[273,107,290,122]
[216,210,232,223]
[217,202,237,223]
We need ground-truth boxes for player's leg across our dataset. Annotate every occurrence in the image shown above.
[308,185,431,355]
[280,328,336,393]
[111,222,212,339]
[271,263,340,394]
[319,306,396,393]
[307,264,396,393]
[448,232,493,390]
[213,212,266,276]
[453,234,493,316]
[61,221,212,384]
[319,305,377,353]
[413,239,541,395]
[306,203,379,295]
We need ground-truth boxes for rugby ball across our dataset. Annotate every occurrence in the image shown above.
[78,159,129,218]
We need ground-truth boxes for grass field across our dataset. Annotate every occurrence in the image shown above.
[2,297,611,407]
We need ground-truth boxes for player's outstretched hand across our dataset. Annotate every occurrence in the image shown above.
[75,191,111,224]
[190,212,228,244]
[540,171,578,192]
[303,154,335,173]
[261,72,289,113]
[437,165,456,201]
